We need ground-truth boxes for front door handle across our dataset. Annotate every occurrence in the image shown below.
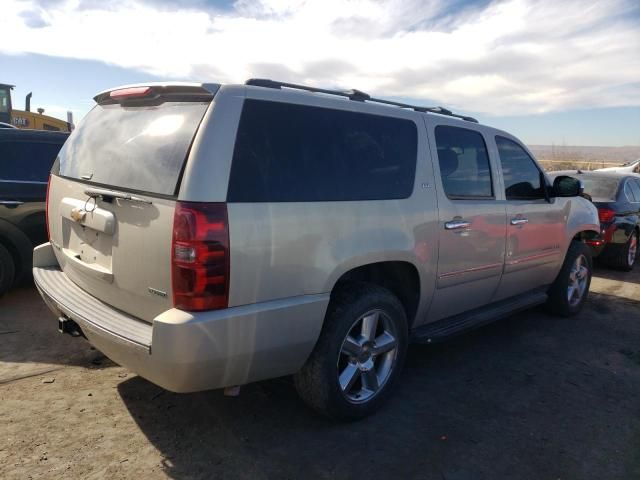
[0,200,24,206]
[445,219,471,230]
[510,217,529,226]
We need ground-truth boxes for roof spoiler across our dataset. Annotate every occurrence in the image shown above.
[94,83,220,105]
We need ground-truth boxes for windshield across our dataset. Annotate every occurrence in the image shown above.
[57,101,208,196]
[579,176,620,201]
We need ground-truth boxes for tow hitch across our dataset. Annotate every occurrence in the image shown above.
[58,316,83,338]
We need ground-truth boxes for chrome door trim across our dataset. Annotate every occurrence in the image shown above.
[438,262,503,279]
[505,249,560,266]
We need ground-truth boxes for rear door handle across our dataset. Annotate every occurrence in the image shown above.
[445,219,471,230]
[510,217,529,226]
[0,200,24,206]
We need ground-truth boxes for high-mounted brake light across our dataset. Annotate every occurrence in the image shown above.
[109,86,152,99]
[45,174,51,240]
[597,208,616,223]
[171,202,229,311]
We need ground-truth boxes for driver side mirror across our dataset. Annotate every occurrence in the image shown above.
[552,175,583,197]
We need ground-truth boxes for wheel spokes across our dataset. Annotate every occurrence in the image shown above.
[372,332,397,356]
[341,336,361,357]
[361,312,379,341]
[361,369,379,393]
[339,363,360,392]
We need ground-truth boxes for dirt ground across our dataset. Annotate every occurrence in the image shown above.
[1,266,639,480]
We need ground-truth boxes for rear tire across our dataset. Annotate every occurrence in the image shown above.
[294,282,408,420]
[603,230,638,272]
[0,243,16,297]
[546,241,592,317]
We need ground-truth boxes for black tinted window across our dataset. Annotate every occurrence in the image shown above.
[434,126,493,198]
[0,141,63,182]
[58,102,208,196]
[227,100,417,202]
[496,136,545,200]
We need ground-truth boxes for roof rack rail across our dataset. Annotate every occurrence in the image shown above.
[245,78,478,123]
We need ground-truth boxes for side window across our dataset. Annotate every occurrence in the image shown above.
[434,125,493,199]
[496,136,545,200]
[0,141,62,182]
[228,100,418,202]
[625,180,640,203]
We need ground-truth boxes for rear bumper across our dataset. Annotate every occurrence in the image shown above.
[33,242,329,392]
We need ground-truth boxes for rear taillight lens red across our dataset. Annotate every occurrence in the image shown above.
[45,174,51,240]
[171,202,229,311]
[598,208,616,223]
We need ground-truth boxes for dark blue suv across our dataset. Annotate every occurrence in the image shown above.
[0,128,68,295]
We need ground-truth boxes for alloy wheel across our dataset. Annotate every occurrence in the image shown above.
[567,254,589,307]
[337,309,398,404]
[628,233,637,267]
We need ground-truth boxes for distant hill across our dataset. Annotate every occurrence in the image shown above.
[528,145,640,164]
[527,145,640,171]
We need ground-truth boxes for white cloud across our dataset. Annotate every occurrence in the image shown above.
[1,0,639,115]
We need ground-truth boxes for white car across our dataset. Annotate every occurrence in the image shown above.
[596,159,640,174]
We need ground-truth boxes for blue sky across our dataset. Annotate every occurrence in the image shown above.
[1,0,639,146]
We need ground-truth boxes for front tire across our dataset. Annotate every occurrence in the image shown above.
[294,282,408,420]
[546,241,592,317]
[0,243,15,297]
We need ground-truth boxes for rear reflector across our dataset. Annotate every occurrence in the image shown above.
[597,208,616,223]
[172,202,229,311]
[109,86,151,99]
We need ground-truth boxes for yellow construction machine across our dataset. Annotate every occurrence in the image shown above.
[0,83,73,132]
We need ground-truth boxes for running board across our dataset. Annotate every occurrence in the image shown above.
[411,291,548,344]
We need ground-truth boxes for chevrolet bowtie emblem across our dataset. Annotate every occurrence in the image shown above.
[70,208,87,223]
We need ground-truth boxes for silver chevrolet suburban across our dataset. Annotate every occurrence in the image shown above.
[33,80,600,419]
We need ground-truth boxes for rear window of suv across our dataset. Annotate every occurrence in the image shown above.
[56,101,209,196]
[227,100,418,202]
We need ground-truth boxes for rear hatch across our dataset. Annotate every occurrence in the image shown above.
[48,85,214,322]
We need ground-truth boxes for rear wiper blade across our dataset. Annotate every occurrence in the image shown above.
[84,188,152,204]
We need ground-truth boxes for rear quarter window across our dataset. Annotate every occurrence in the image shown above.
[227,100,418,202]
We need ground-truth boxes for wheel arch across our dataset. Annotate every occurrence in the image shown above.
[327,260,422,329]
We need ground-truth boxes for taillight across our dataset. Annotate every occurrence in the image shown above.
[598,208,616,223]
[45,174,51,240]
[171,202,229,311]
